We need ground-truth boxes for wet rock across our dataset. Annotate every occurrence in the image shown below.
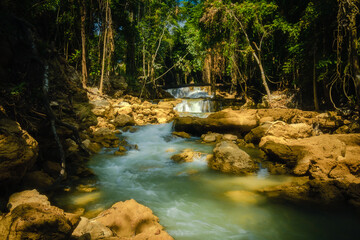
[224,190,265,205]
[76,184,97,193]
[0,119,38,189]
[0,190,80,240]
[114,151,126,156]
[201,132,222,143]
[95,199,173,239]
[82,139,102,153]
[118,146,127,152]
[209,141,258,175]
[92,127,120,148]
[171,149,201,163]
[172,131,191,138]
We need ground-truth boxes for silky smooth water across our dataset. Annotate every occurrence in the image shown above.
[166,87,215,114]
[55,123,360,240]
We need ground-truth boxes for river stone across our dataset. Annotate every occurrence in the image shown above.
[209,141,258,175]
[201,132,222,143]
[172,131,191,138]
[222,134,238,141]
[114,114,135,127]
[95,199,173,239]
[171,149,201,163]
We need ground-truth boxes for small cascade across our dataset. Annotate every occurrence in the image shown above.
[174,99,213,113]
[166,86,213,99]
[166,86,214,115]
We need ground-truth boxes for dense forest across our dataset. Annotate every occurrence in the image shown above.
[1,1,360,239]
[1,0,359,110]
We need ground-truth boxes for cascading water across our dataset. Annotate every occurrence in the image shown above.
[166,87,214,115]
[54,123,360,240]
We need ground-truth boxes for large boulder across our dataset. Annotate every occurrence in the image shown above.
[0,190,80,240]
[174,108,259,135]
[245,122,314,144]
[174,108,342,136]
[94,199,173,239]
[72,217,113,239]
[208,141,258,174]
[259,134,346,177]
[0,119,38,189]
[259,134,360,206]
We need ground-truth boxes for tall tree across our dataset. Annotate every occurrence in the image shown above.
[79,0,88,88]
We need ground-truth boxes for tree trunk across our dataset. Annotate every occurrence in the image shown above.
[349,10,360,104]
[252,52,271,101]
[99,27,107,94]
[313,49,319,111]
[79,0,88,88]
[228,9,271,103]
[99,0,109,94]
[210,49,216,98]
[125,5,137,77]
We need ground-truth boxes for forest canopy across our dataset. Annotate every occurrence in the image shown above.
[1,0,360,110]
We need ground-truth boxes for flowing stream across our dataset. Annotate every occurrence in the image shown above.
[55,123,360,240]
[54,87,360,239]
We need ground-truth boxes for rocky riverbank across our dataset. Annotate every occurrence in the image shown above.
[173,108,360,207]
[0,190,173,240]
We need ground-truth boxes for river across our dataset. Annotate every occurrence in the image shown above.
[54,87,360,240]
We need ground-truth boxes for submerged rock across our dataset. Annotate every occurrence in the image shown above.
[171,149,202,163]
[208,141,258,175]
[172,131,191,138]
[201,132,222,143]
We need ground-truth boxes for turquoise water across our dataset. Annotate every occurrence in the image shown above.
[57,123,360,240]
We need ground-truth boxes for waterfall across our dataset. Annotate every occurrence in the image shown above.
[166,87,214,114]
